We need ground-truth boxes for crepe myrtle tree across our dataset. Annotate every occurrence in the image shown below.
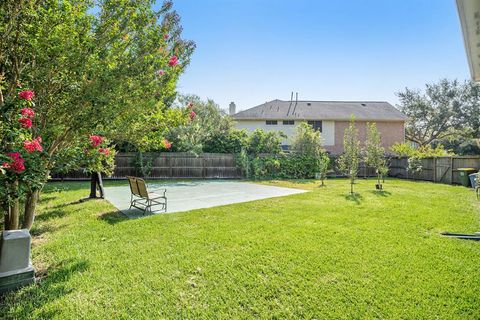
[0,0,194,229]
[0,90,117,230]
[364,122,387,189]
[1,90,48,230]
[81,135,116,199]
[338,116,361,195]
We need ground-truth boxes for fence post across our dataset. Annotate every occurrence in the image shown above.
[450,157,454,184]
[432,157,436,183]
[202,155,206,179]
[168,155,173,178]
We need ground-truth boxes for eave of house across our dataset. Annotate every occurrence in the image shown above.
[456,0,480,81]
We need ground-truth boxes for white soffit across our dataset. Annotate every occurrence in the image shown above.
[457,0,480,81]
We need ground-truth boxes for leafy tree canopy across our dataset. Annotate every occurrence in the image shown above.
[397,79,479,148]
[0,0,195,161]
[167,94,247,154]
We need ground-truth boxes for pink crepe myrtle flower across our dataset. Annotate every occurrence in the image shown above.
[6,152,25,173]
[189,111,196,120]
[89,135,104,148]
[20,108,35,118]
[98,148,110,156]
[168,55,178,66]
[163,139,172,150]
[2,162,10,169]
[156,69,165,76]
[19,117,32,129]
[23,137,43,153]
[18,90,35,101]
[164,34,169,40]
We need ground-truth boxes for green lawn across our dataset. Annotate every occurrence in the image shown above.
[1,179,480,319]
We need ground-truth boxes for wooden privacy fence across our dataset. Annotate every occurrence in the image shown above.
[51,152,241,180]
[389,156,480,184]
[51,153,480,184]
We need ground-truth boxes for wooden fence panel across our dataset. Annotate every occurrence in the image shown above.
[50,153,480,185]
[387,156,480,184]
[51,152,240,180]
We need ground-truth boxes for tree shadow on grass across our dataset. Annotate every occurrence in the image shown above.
[30,223,64,238]
[50,199,86,210]
[42,181,91,193]
[369,190,392,197]
[97,210,129,225]
[344,193,363,204]
[36,198,96,223]
[35,209,66,223]
[38,195,57,204]
[0,259,89,319]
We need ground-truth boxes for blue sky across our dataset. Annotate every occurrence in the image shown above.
[166,0,469,112]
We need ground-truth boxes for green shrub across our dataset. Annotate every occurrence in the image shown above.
[247,154,326,180]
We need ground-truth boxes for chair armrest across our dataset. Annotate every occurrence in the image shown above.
[150,188,167,196]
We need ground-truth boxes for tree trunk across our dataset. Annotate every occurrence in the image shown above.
[97,173,104,198]
[3,205,10,230]
[22,189,39,230]
[89,172,105,199]
[5,180,20,230]
[89,172,98,198]
[7,199,20,230]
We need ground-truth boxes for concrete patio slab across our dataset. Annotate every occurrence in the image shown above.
[104,180,306,218]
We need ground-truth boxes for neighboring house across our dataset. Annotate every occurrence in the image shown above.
[230,99,407,154]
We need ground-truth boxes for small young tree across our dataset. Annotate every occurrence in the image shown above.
[318,153,330,187]
[364,122,387,189]
[390,142,451,180]
[338,117,361,194]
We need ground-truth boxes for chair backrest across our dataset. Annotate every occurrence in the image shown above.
[135,178,149,199]
[127,176,141,197]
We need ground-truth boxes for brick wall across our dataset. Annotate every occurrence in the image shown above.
[325,121,405,155]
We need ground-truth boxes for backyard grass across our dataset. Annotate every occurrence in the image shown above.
[1,178,480,319]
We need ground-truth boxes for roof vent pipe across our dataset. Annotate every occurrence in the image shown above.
[229,102,236,115]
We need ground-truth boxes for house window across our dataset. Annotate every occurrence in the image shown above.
[283,120,294,125]
[307,120,322,132]
[266,120,278,125]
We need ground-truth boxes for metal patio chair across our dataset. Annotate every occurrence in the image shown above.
[476,174,479,200]
[127,176,167,214]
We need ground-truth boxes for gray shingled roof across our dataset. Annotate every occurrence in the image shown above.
[232,100,407,121]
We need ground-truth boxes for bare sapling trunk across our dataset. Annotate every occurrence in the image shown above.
[22,189,39,230]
